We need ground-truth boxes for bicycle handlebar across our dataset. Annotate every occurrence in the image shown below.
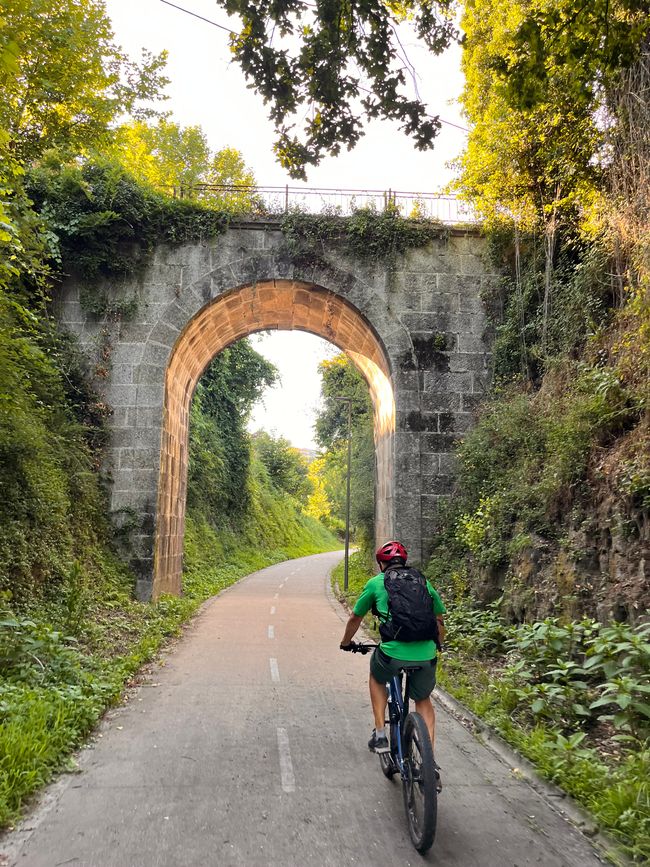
[340,641,378,655]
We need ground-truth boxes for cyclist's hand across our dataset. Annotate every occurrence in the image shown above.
[340,641,357,652]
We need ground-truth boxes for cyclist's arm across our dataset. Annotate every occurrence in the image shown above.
[340,613,363,648]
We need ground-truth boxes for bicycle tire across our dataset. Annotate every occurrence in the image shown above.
[402,712,437,854]
[379,720,398,779]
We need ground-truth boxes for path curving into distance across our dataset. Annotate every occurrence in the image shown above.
[1,552,605,866]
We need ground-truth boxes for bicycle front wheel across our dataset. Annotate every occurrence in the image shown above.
[401,712,437,854]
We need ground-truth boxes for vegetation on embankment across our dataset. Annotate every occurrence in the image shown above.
[334,552,650,863]
[438,6,650,626]
[409,17,650,859]
[0,3,338,824]
[0,322,337,829]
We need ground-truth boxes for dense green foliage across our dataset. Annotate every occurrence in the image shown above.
[219,0,457,176]
[0,302,109,601]
[252,431,311,506]
[440,595,650,862]
[282,207,445,264]
[311,354,375,548]
[457,0,650,229]
[26,157,231,282]
[425,362,646,620]
[188,342,277,519]
[1,0,168,163]
[106,120,261,210]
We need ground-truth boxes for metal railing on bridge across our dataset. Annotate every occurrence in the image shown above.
[167,184,477,224]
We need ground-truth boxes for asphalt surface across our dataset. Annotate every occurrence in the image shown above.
[1,551,605,867]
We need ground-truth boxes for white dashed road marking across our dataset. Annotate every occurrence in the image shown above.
[269,658,280,683]
[268,625,275,639]
[276,728,295,793]
[270,606,276,615]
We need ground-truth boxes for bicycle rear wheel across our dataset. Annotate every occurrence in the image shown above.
[379,719,398,779]
[401,712,437,854]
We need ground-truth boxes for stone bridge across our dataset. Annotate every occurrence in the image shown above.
[56,219,498,600]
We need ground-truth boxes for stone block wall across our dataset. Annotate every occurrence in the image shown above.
[55,221,497,599]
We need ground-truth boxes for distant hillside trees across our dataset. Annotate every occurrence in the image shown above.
[188,341,277,521]
[311,354,375,549]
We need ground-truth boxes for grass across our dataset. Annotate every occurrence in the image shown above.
[0,510,339,828]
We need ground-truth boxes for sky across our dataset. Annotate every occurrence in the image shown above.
[247,332,338,448]
[104,0,467,449]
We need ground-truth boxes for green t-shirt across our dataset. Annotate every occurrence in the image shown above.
[353,572,446,661]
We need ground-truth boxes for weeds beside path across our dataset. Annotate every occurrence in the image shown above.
[332,551,650,864]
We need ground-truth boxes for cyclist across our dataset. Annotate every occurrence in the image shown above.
[339,541,446,755]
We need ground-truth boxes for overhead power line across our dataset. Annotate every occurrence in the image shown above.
[159,0,469,133]
[159,0,234,34]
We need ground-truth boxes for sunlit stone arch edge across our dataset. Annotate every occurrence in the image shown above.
[152,277,398,600]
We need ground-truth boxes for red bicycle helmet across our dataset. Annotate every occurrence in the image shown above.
[375,540,408,568]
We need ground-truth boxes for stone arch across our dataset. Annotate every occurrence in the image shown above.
[152,279,395,599]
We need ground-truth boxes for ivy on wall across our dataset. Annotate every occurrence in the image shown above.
[281,207,446,266]
[26,158,231,282]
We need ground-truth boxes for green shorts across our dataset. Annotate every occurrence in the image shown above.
[370,648,438,701]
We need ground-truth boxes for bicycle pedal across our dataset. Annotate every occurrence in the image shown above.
[373,746,391,754]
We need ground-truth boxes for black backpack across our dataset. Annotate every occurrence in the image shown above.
[378,566,441,647]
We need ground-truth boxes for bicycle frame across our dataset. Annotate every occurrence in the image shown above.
[387,672,412,779]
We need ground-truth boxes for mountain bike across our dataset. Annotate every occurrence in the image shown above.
[344,641,438,853]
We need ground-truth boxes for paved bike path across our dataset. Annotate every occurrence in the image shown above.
[1,551,604,866]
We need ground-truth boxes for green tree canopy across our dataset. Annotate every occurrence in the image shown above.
[456,0,650,229]
[315,354,375,546]
[188,340,278,520]
[252,431,311,504]
[315,355,373,449]
[109,120,210,195]
[218,0,457,177]
[108,120,259,211]
[1,0,168,163]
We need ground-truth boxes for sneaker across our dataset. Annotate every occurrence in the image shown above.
[368,730,390,753]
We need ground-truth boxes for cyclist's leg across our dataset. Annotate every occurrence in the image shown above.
[369,671,389,730]
[410,659,438,746]
[369,648,396,730]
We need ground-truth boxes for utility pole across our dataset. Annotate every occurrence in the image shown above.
[334,396,352,592]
